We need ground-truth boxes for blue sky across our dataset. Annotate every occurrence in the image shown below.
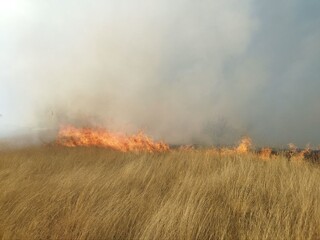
[0,0,320,147]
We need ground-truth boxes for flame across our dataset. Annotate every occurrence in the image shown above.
[235,137,252,154]
[259,147,272,160]
[56,127,317,163]
[290,144,311,162]
[57,125,169,152]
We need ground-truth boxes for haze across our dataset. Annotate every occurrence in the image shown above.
[1,0,319,147]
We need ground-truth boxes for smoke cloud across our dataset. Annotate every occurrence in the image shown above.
[1,0,320,147]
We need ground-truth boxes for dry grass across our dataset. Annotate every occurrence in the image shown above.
[0,147,320,240]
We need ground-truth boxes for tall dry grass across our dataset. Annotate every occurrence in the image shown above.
[0,147,320,239]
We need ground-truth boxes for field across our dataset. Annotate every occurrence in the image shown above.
[0,146,320,239]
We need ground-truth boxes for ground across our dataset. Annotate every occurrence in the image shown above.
[0,147,319,239]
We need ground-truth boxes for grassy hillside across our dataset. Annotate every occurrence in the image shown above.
[0,147,319,239]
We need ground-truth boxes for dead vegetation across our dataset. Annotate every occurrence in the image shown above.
[0,146,320,239]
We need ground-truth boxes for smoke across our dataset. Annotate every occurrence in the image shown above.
[1,0,320,147]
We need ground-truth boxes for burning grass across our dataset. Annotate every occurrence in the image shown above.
[56,126,319,163]
[57,125,169,153]
[0,146,320,239]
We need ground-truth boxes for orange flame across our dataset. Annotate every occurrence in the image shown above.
[259,147,272,160]
[56,125,169,152]
[235,137,252,154]
[289,143,311,162]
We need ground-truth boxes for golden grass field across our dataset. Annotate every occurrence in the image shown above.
[0,146,320,239]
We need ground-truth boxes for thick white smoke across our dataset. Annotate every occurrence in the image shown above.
[1,0,319,147]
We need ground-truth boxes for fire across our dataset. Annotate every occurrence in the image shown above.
[288,143,311,162]
[236,137,252,154]
[259,147,272,160]
[57,125,169,152]
[56,127,318,163]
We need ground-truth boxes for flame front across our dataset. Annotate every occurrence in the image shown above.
[57,125,169,152]
[236,137,252,154]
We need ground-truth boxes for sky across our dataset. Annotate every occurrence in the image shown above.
[0,0,320,147]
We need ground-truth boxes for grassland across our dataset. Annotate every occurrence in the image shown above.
[0,146,320,239]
